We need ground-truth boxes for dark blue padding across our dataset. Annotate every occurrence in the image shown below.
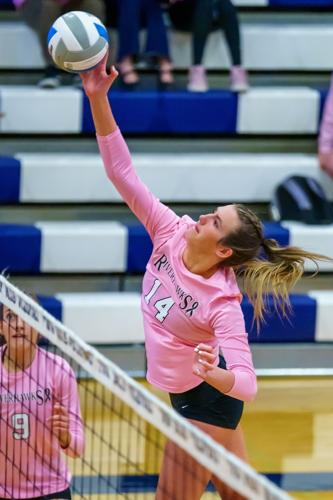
[126,224,152,273]
[38,295,62,321]
[0,224,41,273]
[318,88,329,128]
[0,156,21,203]
[263,221,290,246]
[270,0,333,5]
[242,294,316,342]
[0,0,14,9]
[82,90,238,134]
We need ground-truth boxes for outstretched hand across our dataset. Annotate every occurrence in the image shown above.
[80,53,118,99]
[192,343,218,380]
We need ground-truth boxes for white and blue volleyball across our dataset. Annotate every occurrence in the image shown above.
[47,11,109,73]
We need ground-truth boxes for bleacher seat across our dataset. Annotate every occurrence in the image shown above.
[0,221,332,273]
[1,21,333,71]
[37,290,333,344]
[0,86,328,134]
[1,152,332,203]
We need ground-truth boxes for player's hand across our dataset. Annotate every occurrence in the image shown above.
[319,152,333,178]
[80,53,118,99]
[192,343,218,380]
[48,403,71,449]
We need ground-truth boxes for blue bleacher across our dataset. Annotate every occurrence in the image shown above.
[0,86,327,135]
[0,221,332,274]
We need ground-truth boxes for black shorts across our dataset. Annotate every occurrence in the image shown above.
[1,487,72,500]
[169,356,243,429]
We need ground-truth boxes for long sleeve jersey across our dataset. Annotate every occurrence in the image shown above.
[98,129,257,402]
[319,73,333,154]
[0,346,84,499]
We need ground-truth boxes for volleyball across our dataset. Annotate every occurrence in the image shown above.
[47,11,109,73]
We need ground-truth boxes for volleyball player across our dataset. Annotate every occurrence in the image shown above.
[80,57,328,499]
[0,304,85,500]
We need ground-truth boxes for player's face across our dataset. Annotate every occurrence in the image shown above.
[0,307,38,350]
[186,204,240,256]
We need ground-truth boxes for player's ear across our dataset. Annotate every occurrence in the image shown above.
[216,245,233,260]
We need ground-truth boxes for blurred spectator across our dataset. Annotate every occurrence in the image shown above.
[168,0,248,92]
[318,73,333,178]
[13,0,106,88]
[116,0,174,88]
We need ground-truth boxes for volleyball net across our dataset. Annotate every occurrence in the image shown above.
[0,275,291,500]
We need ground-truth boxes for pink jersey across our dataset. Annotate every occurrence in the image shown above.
[0,346,84,499]
[98,129,257,401]
[319,73,333,154]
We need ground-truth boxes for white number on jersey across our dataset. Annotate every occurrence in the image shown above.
[145,279,175,323]
[144,279,161,304]
[154,297,175,322]
[12,413,29,440]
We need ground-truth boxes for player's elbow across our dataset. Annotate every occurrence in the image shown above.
[244,379,258,402]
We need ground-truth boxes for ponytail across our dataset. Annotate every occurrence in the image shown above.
[221,205,331,327]
[238,239,328,326]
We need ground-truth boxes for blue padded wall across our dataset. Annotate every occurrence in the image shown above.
[0,0,14,8]
[0,224,41,273]
[126,224,153,273]
[38,295,63,321]
[263,222,290,246]
[82,91,238,135]
[318,89,329,127]
[242,294,317,343]
[0,157,20,203]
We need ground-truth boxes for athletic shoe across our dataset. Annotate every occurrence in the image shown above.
[187,65,209,92]
[230,66,249,93]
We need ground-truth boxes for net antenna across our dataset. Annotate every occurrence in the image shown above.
[0,275,291,500]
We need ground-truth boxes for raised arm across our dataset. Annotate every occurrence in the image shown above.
[80,57,179,240]
[318,73,333,176]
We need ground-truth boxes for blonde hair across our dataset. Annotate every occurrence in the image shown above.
[221,204,330,326]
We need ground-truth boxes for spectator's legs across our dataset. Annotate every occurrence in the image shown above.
[20,0,63,87]
[143,0,173,85]
[188,0,213,92]
[215,0,248,91]
[192,0,213,66]
[72,0,106,22]
[116,0,140,85]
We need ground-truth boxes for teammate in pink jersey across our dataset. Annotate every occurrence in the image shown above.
[80,56,327,500]
[0,304,85,500]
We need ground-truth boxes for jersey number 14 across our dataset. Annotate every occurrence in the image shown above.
[144,279,174,322]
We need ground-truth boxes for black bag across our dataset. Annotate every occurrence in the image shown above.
[271,175,333,225]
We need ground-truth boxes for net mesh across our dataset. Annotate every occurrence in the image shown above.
[0,275,291,500]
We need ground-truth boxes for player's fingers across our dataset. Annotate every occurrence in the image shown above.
[197,351,216,363]
[194,343,213,353]
[52,424,69,432]
[54,403,69,414]
[198,358,215,370]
